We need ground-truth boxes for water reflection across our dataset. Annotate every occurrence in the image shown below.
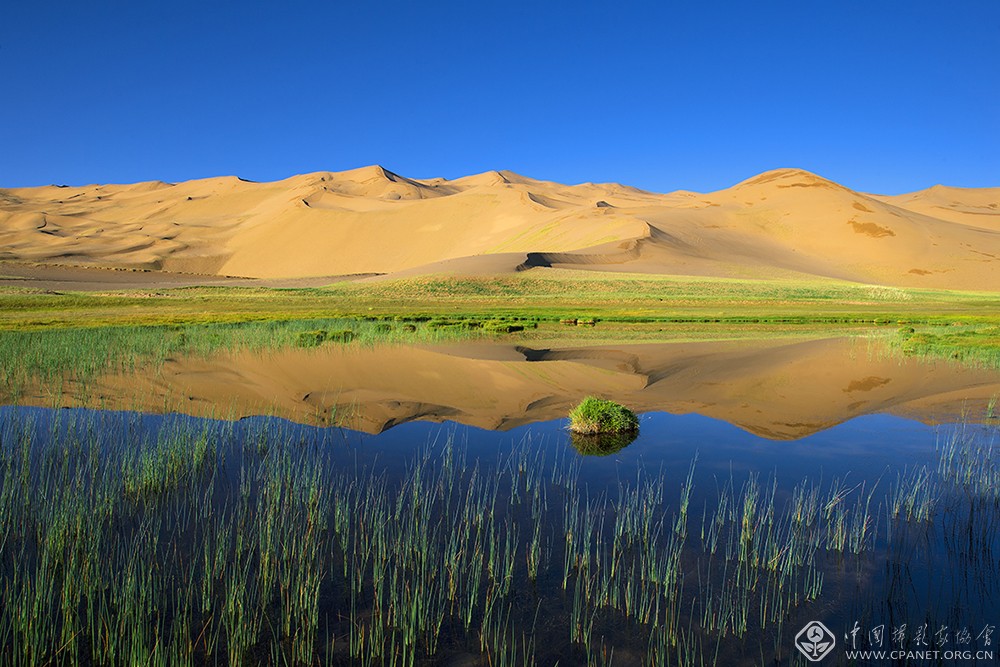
[569,430,638,456]
[8,336,1000,439]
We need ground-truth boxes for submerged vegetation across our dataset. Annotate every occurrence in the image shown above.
[0,405,997,665]
[568,397,639,435]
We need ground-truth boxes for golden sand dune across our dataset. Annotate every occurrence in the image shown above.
[16,338,1000,439]
[2,167,998,288]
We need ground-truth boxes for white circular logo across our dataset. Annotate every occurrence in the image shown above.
[795,621,837,662]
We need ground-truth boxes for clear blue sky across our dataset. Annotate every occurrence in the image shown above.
[3,1,998,194]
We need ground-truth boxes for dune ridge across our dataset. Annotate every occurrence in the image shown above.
[2,166,998,289]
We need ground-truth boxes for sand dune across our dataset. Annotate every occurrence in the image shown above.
[14,338,1000,439]
[2,167,998,288]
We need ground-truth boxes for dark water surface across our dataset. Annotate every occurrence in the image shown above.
[2,404,998,665]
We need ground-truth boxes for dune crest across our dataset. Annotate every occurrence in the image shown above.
[1,166,997,288]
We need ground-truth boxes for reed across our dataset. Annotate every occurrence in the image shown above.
[0,403,997,664]
[0,316,498,403]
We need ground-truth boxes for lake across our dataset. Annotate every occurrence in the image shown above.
[1,334,999,665]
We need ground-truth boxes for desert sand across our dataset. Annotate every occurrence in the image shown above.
[2,167,998,289]
[16,338,1000,439]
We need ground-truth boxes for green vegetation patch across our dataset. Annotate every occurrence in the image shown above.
[0,317,483,401]
[4,272,1000,331]
[296,329,329,347]
[895,325,1000,369]
[481,321,525,333]
[568,397,639,435]
[295,328,357,346]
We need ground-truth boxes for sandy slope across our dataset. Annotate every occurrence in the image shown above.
[2,166,998,288]
[15,338,1000,439]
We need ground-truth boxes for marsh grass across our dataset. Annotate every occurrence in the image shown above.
[568,397,639,435]
[0,405,997,665]
[894,325,1000,369]
[0,316,505,402]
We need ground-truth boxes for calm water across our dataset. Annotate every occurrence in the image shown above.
[4,336,1000,665]
[2,401,998,666]
[12,335,1000,438]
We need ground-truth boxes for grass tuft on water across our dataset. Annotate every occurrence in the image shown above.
[568,397,639,435]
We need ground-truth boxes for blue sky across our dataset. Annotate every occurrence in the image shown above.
[3,1,997,193]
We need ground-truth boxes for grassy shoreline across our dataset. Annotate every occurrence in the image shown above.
[2,273,998,388]
[3,272,1000,330]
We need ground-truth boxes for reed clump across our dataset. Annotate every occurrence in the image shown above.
[568,397,639,435]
